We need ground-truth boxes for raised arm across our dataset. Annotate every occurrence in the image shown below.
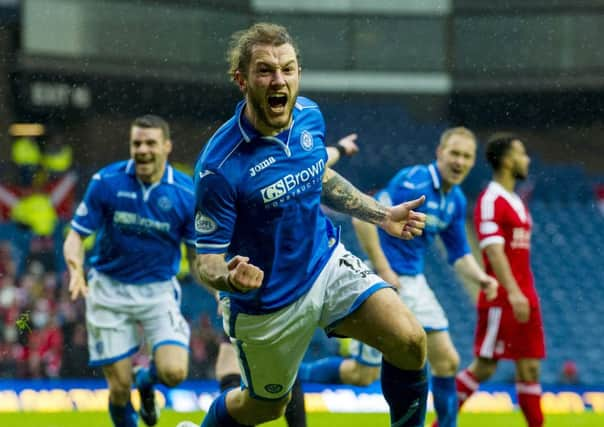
[63,229,88,300]
[321,167,426,240]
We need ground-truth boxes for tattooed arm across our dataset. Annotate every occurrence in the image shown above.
[321,168,426,240]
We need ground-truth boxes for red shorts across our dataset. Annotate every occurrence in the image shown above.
[473,301,546,360]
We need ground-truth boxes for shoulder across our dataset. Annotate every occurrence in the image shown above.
[198,116,245,171]
[390,165,433,190]
[92,160,130,182]
[294,96,324,127]
[169,167,195,197]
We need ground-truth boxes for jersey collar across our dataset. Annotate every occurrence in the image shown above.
[428,162,442,190]
[235,100,294,147]
[125,159,174,184]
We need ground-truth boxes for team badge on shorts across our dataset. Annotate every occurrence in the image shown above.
[300,130,314,151]
[264,384,284,394]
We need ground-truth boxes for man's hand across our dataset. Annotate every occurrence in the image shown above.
[508,289,530,323]
[479,275,498,301]
[377,266,401,289]
[226,256,264,293]
[66,260,88,300]
[379,196,426,240]
[336,133,359,157]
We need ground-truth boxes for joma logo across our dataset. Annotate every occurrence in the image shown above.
[250,156,276,177]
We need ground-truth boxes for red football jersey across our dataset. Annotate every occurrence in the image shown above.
[474,181,539,306]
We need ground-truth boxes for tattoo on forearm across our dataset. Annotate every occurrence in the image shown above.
[321,171,388,224]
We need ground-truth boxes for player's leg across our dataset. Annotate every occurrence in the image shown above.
[216,340,242,392]
[136,280,191,426]
[284,376,308,427]
[86,270,140,427]
[333,287,428,427]
[398,274,459,427]
[201,292,318,426]
[515,358,543,427]
[427,331,460,427]
[339,339,381,386]
[103,358,138,427]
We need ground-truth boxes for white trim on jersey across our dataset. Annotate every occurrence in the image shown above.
[218,139,245,169]
[479,235,505,249]
[479,306,502,358]
[71,220,94,235]
[428,163,441,190]
[484,181,527,222]
[195,242,230,250]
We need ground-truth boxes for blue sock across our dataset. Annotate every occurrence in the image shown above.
[109,401,138,427]
[201,391,250,427]
[380,360,428,427]
[298,357,344,384]
[135,361,159,390]
[432,376,458,427]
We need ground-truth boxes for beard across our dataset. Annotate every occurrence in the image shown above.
[247,88,296,133]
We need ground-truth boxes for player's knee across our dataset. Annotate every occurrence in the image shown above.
[159,365,188,387]
[355,368,380,386]
[384,327,427,370]
[108,386,131,404]
[431,353,459,377]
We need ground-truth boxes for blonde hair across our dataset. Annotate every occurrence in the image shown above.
[439,126,476,148]
[227,22,299,82]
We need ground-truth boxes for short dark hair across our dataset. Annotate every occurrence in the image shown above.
[227,22,299,82]
[131,115,170,140]
[485,132,519,171]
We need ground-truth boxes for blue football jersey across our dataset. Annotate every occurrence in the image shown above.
[71,160,196,284]
[194,97,339,314]
[376,163,471,275]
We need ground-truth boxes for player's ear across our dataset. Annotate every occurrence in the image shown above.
[234,70,246,93]
[165,139,173,154]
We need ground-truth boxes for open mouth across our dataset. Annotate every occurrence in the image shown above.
[267,93,288,112]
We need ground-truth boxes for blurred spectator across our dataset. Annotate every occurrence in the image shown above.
[559,360,581,385]
[60,323,91,378]
[596,184,604,216]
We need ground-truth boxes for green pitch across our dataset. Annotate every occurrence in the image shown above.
[0,411,601,427]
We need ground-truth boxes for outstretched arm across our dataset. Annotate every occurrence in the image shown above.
[326,133,359,167]
[321,168,426,240]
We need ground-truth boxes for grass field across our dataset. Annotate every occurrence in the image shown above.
[0,410,601,427]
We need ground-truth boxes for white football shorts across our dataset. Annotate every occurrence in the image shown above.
[220,243,389,400]
[86,268,190,367]
[398,274,448,331]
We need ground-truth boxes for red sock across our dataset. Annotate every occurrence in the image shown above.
[516,382,544,427]
[455,369,480,409]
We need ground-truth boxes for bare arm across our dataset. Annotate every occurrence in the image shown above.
[195,253,264,293]
[351,218,400,287]
[63,229,88,300]
[484,244,529,322]
[453,254,498,300]
[326,133,359,167]
[321,168,426,239]
[186,246,218,297]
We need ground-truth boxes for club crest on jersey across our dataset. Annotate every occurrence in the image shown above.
[195,211,217,234]
[300,130,314,151]
[264,383,284,394]
[157,196,172,211]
